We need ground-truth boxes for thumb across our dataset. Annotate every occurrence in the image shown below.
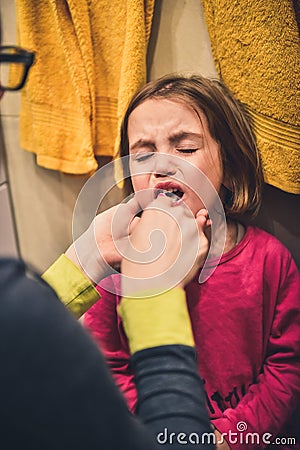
[112,195,142,237]
[122,194,143,217]
[195,209,211,234]
[128,215,141,234]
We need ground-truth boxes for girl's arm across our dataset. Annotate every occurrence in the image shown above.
[212,253,300,450]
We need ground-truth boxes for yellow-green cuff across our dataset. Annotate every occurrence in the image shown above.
[118,288,194,355]
[42,254,100,318]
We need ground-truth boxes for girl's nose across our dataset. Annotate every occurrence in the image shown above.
[153,153,177,178]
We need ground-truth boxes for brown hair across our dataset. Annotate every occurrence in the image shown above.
[120,74,263,219]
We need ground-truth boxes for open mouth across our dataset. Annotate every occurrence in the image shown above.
[154,185,185,202]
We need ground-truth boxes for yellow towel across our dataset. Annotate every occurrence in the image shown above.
[202,0,300,194]
[16,0,155,175]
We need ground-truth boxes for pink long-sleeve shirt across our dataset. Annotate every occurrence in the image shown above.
[84,226,300,449]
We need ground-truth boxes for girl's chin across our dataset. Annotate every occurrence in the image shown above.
[181,197,203,215]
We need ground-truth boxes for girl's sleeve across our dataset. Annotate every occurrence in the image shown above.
[212,254,300,449]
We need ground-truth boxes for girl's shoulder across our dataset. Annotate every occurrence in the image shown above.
[221,224,295,268]
[214,225,299,296]
[244,225,292,254]
[245,225,287,246]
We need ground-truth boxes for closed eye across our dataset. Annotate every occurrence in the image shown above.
[176,148,199,154]
[134,152,155,162]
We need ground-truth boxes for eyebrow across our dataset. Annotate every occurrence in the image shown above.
[170,132,204,145]
[130,132,204,152]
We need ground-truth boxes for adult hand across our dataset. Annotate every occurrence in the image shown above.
[65,196,142,284]
[121,193,210,296]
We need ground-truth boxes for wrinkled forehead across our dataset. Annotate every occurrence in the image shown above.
[127,96,210,134]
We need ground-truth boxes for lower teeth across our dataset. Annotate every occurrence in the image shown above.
[165,191,178,199]
[155,189,182,201]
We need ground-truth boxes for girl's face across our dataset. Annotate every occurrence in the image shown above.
[128,98,223,215]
